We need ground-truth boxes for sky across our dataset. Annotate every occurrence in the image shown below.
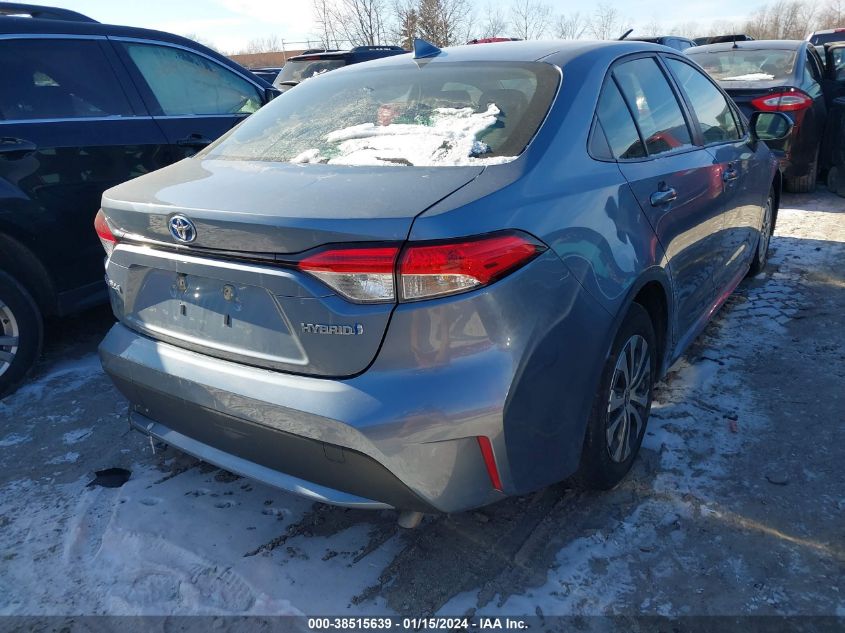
[42,0,752,53]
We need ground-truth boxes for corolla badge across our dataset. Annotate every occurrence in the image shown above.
[169,215,196,243]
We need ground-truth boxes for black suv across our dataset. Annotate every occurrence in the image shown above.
[0,3,277,398]
[272,45,407,92]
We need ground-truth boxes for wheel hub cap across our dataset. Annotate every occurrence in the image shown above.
[0,299,20,378]
[606,334,651,463]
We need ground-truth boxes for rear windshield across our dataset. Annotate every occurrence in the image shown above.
[686,48,797,82]
[206,61,560,167]
[810,32,845,46]
[274,59,346,85]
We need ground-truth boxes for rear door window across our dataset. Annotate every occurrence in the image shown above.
[595,80,646,159]
[612,57,694,156]
[0,39,133,120]
[666,58,740,144]
[122,42,263,116]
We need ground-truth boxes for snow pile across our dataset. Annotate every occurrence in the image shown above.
[290,104,515,167]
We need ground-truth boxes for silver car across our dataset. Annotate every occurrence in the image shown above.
[97,40,790,521]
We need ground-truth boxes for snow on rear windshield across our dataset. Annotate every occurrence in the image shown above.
[686,48,797,82]
[289,104,514,167]
[204,61,560,167]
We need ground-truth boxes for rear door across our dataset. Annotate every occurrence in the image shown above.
[602,55,725,345]
[111,39,266,158]
[664,55,762,289]
[0,35,169,308]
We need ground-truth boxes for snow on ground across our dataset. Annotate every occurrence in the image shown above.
[0,191,843,617]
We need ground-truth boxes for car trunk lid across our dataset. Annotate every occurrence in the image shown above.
[101,158,483,377]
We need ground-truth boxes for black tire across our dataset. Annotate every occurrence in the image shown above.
[785,152,818,193]
[577,303,656,490]
[828,166,845,198]
[0,270,43,400]
[748,189,774,277]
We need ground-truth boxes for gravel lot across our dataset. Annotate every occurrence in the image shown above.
[0,191,843,617]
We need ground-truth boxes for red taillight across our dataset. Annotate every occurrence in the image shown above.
[751,90,812,112]
[298,246,399,302]
[398,234,543,301]
[94,209,117,256]
[477,436,503,492]
[296,233,543,303]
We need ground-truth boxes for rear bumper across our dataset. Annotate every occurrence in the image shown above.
[99,249,610,512]
[100,322,503,513]
[129,412,405,510]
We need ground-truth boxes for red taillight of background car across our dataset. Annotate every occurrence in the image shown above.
[398,234,543,301]
[94,209,118,256]
[297,233,544,303]
[750,90,813,112]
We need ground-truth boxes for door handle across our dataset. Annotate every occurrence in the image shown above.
[0,137,37,158]
[175,134,213,148]
[723,167,739,183]
[650,187,678,207]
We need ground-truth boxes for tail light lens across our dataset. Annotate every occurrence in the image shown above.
[751,90,812,112]
[297,233,544,303]
[298,246,399,302]
[398,234,544,301]
[94,209,118,256]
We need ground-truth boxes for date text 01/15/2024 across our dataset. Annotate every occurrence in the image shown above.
[306,618,529,629]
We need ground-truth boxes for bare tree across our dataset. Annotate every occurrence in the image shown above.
[393,0,419,48]
[418,0,472,46]
[245,35,282,54]
[554,12,586,39]
[642,17,663,36]
[588,3,621,40]
[669,21,702,37]
[818,0,845,27]
[313,0,341,49]
[510,0,551,40]
[744,1,816,39]
[331,0,390,46]
[479,3,508,38]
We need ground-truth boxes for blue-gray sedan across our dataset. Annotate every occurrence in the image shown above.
[96,40,791,519]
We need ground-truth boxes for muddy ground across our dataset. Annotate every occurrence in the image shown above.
[0,191,842,618]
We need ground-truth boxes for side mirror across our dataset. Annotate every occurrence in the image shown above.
[749,111,793,142]
[264,87,281,103]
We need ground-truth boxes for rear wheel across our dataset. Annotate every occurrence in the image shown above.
[748,189,774,277]
[0,271,43,400]
[827,166,845,197]
[785,151,818,193]
[577,303,656,490]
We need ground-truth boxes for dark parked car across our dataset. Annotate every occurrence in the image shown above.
[0,2,277,398]
[686,40,827,192]
[97,39,790,524]
[822,44,845,195]
[629,36,697,51]
[808,28,845,47]
[272,45,407,92]
[249,66,283,83]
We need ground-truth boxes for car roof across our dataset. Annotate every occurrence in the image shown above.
[689,39,806,52]
[0,14,273,87]
[350,39,670,69]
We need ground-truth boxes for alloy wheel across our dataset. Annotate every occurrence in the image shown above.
[758,196,773,266]
[606,334,651,463]
[0,298,20,378]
